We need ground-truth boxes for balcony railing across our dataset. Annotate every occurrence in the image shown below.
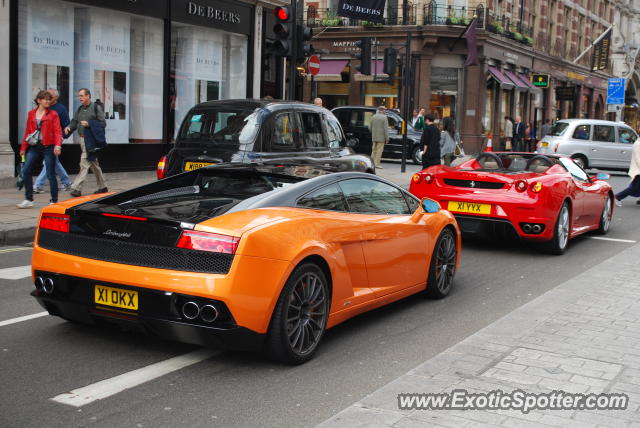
[484,8,534,46]
[423,3,486,28]
[304,6,418,28]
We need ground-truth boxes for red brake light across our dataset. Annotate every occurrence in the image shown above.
[176,230,239,254]
[424,174,434,184]
[515,180,528,192]
[39,214,70,232]
[157,156,167,180]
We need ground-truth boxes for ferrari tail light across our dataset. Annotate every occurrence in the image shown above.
[515,180,528,192]
[39,214,70,233]
[412,174,421,183]
[157,155,167,180]
[531,182,543,193]
[176,230,239,254]
[424,173,434,184]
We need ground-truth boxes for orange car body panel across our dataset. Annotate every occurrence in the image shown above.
[32,204,460,335]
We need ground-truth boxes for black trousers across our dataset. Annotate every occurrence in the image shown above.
[422,155,441,170]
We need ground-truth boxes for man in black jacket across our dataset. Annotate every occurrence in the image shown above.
[513,115,525,152]
[421,113,441,169]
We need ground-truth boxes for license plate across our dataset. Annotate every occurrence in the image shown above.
[447,201,492,214]
[541,142,549,147]
[184,162,214,171]
[95,285,138,311]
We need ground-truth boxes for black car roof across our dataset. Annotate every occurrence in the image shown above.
[191,99,330,114]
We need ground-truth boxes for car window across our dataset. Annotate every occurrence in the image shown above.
[325,115,344,148]
[299,112,326,149]
[404,192,420,212]
[593,125,615,143]
[363,111,374,128]
[339,178,411,215]
[179,109,258,145]
[619,127,637,144]
[559,157,589,181]
[548,122,569,136]
[349,111,362,127]
[297,184,348,212]
[386,115,398,128]
[272,113,297,150]
[572,125,591,140]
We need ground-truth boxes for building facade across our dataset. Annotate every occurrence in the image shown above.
[304,0,639,153]
[0,0,286,185]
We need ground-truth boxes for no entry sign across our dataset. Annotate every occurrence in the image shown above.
[308,55,320,76]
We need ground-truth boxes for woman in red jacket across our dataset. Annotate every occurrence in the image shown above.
[17,90,63,208]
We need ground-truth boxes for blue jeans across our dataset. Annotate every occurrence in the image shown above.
[22,144,58,202]
[616,176,640,201]
[35,157,71,188]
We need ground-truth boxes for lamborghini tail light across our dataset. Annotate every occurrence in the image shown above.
[39,214,70,232]
[515,180,528,192]
[157,156,167,180]
[176,230,239,254]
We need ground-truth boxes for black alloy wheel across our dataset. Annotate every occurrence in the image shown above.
[266,263,329,364]
[424,228,457,299]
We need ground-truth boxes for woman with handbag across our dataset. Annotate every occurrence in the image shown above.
[17,90,62,208]
[440,117,460,166]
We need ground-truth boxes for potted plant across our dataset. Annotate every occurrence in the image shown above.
[494,23,504,34]
[320,10,342,27]
[513,32,523,41]
[524,35,534,46]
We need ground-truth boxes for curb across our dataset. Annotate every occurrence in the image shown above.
[0,224,36,246]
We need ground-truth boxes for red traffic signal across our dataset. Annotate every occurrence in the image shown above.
[274,6,290,21]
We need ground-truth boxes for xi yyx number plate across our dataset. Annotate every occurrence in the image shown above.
[184,162,214,171]
[95,285,138,311]
[447,201,492,214]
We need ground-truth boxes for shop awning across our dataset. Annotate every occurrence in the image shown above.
[504,70,529,92]
[313,60,348,81]
[517,73,539,90]
[488,66,515,90]
[354,60,389,81]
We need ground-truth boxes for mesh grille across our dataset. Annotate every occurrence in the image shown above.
[38,229,234,274]
[444,179,505,189]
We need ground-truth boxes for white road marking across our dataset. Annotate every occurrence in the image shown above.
[0,247,31,254]
[0,312,49,327]
[586,236,637,243]
[51,349,220,407]
[0,265,32,280]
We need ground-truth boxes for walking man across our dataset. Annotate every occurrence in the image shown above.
[368,106,389,169]
[34,89,73,193]
[64,88,108,197]
[421,113,441,169]
[541,119,552,139]
[513,115,525,152]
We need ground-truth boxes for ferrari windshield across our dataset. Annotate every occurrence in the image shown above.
[179,108,261,146]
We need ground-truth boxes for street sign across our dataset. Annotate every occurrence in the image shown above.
[555,86,576,101]
[607,78,625,105]
[531,74,549,88]
[607,104,623,113]
[308,55,320,76]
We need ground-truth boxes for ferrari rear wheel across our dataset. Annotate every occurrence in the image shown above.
[424,228,457,299]
[265,263,329,365]
[545,202,570,255]
[598,194,613,234]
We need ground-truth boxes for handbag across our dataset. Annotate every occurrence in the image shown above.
[25,119,43,146]
[454,134,465,157]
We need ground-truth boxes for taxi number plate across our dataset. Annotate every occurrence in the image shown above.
[447,201,492,214]
[184,162,214,171]
[541,142,549,147]
[95,285,138,311]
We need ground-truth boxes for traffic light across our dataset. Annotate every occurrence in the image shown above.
[356,37,372,75]
[272,6,293,57]
[298,25,313,58]
[384,48,397,85]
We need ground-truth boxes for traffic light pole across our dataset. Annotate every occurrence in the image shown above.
[288,0,299,100]
[400,32,411,173]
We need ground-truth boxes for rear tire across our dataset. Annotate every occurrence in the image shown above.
[544,202,570,255]
[571,155,588,170]
[597,194,613,234]
[423,229,457,299]
[412,146,423,165]
[265,263,329,365]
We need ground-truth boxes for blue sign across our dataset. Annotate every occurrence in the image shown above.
[607,78,625,105]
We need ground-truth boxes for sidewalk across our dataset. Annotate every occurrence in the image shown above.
[0,162,419,245]
[318,242,640,427]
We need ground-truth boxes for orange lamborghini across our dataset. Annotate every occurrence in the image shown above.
[31,165,460,364]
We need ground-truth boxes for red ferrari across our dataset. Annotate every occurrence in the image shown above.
[409,152,614,254]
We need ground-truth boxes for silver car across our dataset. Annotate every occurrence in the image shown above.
[536,119,639,169]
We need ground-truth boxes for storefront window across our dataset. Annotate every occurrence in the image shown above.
[170,23,248,139]
[430,67,458,121]
[364,82,398,109]
[18,0,164,144]
[484,86,494,134]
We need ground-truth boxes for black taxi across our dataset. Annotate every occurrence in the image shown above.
[157,100,375,178]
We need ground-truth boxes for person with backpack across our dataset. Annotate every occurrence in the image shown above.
[64,88,107,197]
